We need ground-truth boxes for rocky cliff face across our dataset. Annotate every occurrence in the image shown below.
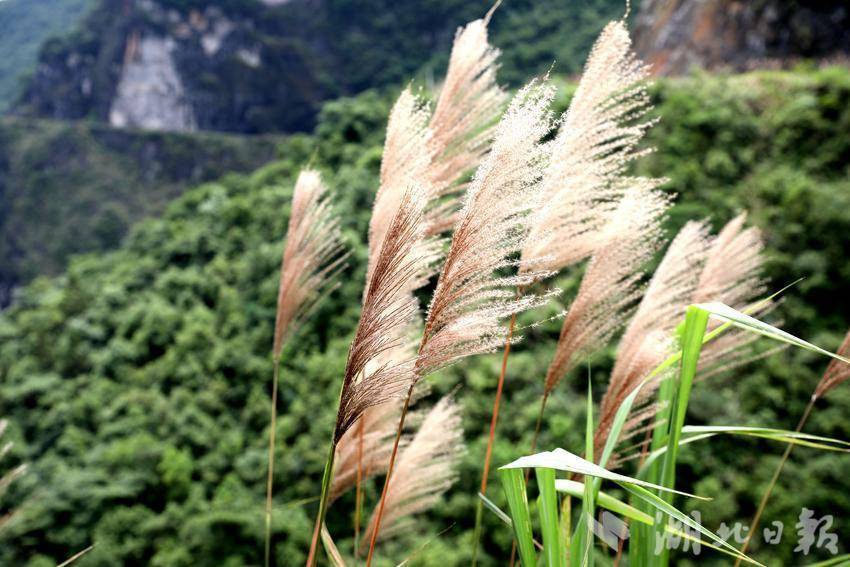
[634,0,850,75]
[14,0,332,133]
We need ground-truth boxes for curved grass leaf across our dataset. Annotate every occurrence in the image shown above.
[695,302,850,364]
[554,480,772,564]
[555,479,653,525]
[501,448,764,566]
[637,426,850,472]
[502,448,706,500]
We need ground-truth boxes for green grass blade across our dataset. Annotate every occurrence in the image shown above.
[478,491,513,527]
[536,468,565,567]
[501,448,763,565]
[572,373,595,567]
[502,449,707,500]
[802,554,850,567]
[554,481,768,564]
[695,302,850,364]
[638,426,850,472]
[654,306,708,566]
[659,306,708,495]
[555,479,653,525]
[500,468,537,567]
[621,483,764,566]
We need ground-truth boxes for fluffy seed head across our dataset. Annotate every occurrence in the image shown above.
[426,14,508,234]
[522,19,656,274]
[360,395,464,548]
[273,170,347,360]
[816,329,850,398]
[544,185,669,396]
[416,81,557,378]
[595,221,711,453]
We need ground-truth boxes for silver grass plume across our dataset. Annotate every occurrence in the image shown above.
[365,81,557,561]
[693,213,769,380]
[416,81,557,376]
[611,214,767,466]
[368,88,439,281]
[268,169,346,567]
[333,183,434,443]
[273,170,347,360]
[426,10,508,234]
[595,221,711,454]
[815,328,850,398]
[334,89,441,492]
[522,19,655,274]
[360,395,464,549]
[543,185,669,398]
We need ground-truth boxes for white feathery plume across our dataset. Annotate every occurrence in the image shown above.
[543,185,669,399]
[522,19,656,274]
[426,10,508,233]
[273,169,347,360]
[366,80,557,560]
[416,81,557,375]
[333,183,434,443]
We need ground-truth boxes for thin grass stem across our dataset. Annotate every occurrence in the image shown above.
[734,394,816,566]
[354,417,365,559]
[265,358,281,567]
[472,309,519,566]
[306,441,337,567]
[364,382,415,566]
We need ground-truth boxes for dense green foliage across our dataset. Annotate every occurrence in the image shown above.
[0,0,94,112]
[1,68,850,565]
[0,117,280,305]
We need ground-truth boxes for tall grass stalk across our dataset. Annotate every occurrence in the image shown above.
[732,396,815,566]
[471,310,517,566]
[266,170,346,567]
[735,326,849,564]
[306,441,338,566]
[353,418,365,556]
[264,360,281,567]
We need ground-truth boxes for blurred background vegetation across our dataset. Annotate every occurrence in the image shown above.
[0,0,849,565]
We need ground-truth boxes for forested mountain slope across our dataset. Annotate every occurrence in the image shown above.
[10,0,623,133]
[0,0,95,112]
[1,68,849,565]
[0,118,280,305]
